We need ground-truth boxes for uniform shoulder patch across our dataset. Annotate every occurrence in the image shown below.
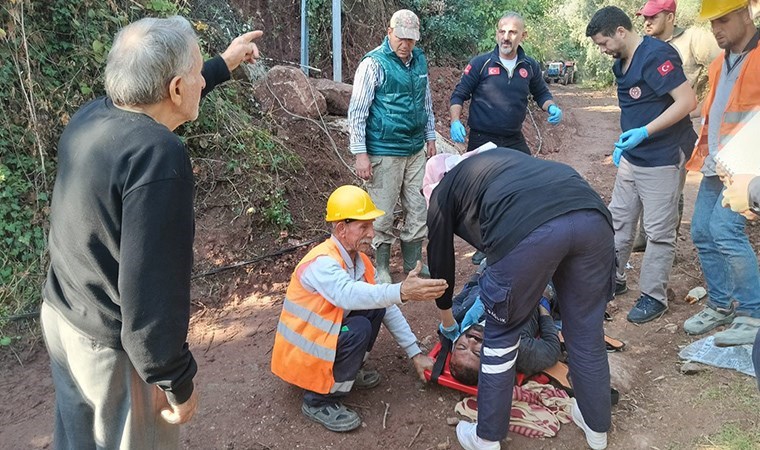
[657,60,674,76]
[464,64,472,75]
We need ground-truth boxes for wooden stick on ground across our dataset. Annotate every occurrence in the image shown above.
[382,401,390,429]
[408,424,423,447]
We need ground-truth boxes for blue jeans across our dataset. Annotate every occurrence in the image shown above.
[691,176,760,317]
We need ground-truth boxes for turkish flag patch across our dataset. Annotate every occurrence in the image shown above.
[464,64,472,75]
[657,60,674,76]
[488,67,500,76]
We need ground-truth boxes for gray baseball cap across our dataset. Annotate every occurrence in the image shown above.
[390,9,420,41]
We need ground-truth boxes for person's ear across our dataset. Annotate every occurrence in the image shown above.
[333,221,346,237]
[168,75,183,107]
[667,12,675,24]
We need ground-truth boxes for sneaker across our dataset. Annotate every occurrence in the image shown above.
[683,305,735,335]
[626,294,667,324]
[713,316,760,347]
[571,398,608,450]
[354,368,380,390]
[471,251,487,266]
[301,402,362,432]
[614,281,628,296]
[455,421,500,450]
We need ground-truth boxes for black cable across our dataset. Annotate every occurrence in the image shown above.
[4,235,329,322]
[190,233,328,280]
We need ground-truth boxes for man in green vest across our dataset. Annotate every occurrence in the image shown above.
[347,9,437,283]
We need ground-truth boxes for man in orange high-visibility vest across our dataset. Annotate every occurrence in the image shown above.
[683,0,760,346]
[271,185,448,432]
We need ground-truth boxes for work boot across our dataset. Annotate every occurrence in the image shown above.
[354,367,381,390]
[401,240,430,278]
[301,401,362,432]
[375,243,392,284]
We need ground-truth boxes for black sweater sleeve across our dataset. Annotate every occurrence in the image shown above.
[201,55,231,98]
[118,140,197,404]
[516,313,562,376]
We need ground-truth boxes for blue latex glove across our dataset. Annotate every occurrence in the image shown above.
[614,126,649,152]
[450,120,467,143]
[439,322,460,342]
[612,147,623,167]
[461,296,485,331]
[547,104,563,125]
[539,296,551,312]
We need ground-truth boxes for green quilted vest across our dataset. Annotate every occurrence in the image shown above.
[363,37,429,157]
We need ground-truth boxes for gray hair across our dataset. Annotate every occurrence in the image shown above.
[498,11,525,28]
[105,16,198,106]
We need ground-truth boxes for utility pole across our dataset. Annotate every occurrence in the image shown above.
[300,0,309,76]
[332,0,342,82]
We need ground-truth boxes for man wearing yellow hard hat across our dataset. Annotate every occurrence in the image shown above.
[270,185,448,432]
[683,0,760,346]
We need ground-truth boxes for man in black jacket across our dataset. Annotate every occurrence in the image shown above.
[449,12,562,154]
[425,148,615,450]
[41,16,262,449]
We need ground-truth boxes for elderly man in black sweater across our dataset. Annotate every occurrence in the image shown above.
[41,16,262,449]
[425,147,615,450]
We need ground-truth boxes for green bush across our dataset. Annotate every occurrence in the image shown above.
[0,0,299,339]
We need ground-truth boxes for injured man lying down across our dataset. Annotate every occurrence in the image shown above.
[448,262,562,386]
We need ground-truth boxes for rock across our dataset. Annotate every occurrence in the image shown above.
[310,78,352,115]
[446,417,459,426]
[685,286,707,304]
[252,65,327,119]
[681,362,705,375]
[661,323,678,334]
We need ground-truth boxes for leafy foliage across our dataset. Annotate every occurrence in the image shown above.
[0,0,299,339]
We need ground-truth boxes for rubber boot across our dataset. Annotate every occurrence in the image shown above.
[401,240,430,278]
[374,243,392,284]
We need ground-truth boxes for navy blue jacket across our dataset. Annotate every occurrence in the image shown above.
[450,46,553,135]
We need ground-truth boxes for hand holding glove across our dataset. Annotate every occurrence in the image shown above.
[615,127,649,152]
[460,296,484,331]
[450,120,467,143]
[547,104,563,125]
[439,322,460,342]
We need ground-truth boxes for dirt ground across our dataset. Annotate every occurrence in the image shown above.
[2,82,759,449]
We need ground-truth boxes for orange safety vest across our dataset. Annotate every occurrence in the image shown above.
[686,44,760,172]
[270,239,376,394]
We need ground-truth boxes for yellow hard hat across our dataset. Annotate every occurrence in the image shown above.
[325,185,385,222]
[699,0,748,20]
